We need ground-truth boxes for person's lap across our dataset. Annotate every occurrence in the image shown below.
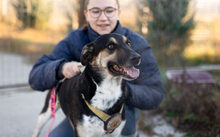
[49,118,74,137]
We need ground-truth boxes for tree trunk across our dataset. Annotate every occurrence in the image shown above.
[77,0,86,28]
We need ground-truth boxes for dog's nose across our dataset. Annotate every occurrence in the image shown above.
[130,53,141,66]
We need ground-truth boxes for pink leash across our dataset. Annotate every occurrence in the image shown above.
[46,87,56,137]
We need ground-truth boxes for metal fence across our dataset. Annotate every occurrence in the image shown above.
[0,24,52,89]
[0,52,32,89]
[0,25,34,88]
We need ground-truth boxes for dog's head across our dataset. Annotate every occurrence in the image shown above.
[81,33,141,80]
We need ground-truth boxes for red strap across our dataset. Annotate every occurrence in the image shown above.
[45,87,56,137]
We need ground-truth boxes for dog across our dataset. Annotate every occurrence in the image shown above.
[32,33,141,137]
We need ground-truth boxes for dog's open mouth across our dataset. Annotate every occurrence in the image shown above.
[108,62,140,79]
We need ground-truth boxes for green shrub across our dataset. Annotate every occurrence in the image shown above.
[159,75,220,137]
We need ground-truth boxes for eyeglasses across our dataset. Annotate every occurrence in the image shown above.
[88,7,118,18]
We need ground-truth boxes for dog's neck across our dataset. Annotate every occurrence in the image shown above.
[84,65,124,111]
[84,65,103,85]
[91,78,123,111]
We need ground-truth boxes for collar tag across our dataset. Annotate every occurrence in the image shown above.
[105,113,122,133]
[81,94,124,133]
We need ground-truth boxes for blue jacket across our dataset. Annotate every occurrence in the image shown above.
[29,22,164,136]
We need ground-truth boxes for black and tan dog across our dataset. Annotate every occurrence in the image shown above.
[32,33,141,137]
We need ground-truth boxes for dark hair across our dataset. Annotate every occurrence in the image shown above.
[84,0,120,10]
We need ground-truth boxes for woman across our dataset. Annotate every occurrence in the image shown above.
[29,0,165,136]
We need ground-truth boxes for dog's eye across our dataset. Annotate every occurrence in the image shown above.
[108,44,114,50]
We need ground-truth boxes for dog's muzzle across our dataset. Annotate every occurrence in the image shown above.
[108,50,141,79]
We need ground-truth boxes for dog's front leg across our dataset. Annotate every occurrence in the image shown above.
[75,122,105,137]
[76,125,104,137]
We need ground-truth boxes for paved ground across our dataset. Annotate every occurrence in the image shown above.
[0,87,65,137]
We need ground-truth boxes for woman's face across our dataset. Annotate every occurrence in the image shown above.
[84,0,120,35]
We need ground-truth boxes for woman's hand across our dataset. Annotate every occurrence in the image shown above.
[62,62,83,79]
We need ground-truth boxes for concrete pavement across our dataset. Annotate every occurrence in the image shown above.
[0,87,65,137]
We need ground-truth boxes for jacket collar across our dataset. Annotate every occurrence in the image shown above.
[87,21,126,42]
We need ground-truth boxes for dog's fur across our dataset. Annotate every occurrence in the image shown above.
[32,34,141,137]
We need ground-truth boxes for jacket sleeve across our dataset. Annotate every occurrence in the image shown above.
[29,36,75,91]
[125,38,165,110]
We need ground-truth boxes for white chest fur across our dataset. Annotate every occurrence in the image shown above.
[78,115,125,137]
[91,77,122,111]
[77,77,125,137]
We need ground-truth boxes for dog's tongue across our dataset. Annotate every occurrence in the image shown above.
[123,66,140,79]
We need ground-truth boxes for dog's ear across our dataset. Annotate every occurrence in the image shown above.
[80,42,94,66]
